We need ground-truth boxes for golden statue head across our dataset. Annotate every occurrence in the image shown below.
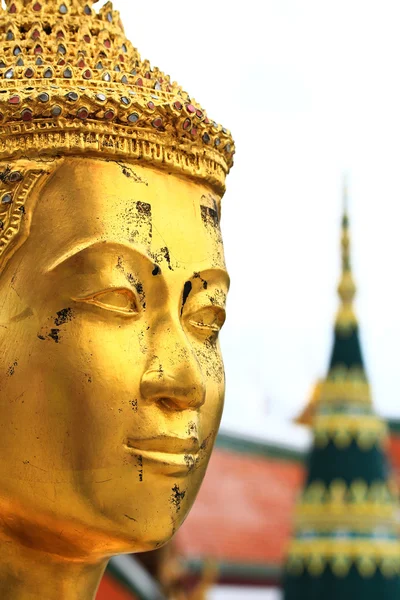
[0,0,234,594]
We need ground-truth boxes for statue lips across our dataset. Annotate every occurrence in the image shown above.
[124,435,201,476]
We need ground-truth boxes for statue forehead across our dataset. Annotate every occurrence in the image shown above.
[28,158,225,270]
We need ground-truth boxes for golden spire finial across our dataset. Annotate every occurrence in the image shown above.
[336,174,357,329]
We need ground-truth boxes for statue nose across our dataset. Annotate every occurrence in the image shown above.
[140,369,205,411]
[140,324,206,411]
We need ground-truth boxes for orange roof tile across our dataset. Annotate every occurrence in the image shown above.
[388,435,400,483]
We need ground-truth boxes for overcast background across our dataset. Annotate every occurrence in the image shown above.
[108,0,400,447]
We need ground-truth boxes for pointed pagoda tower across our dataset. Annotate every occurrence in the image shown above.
[284,182,400,599]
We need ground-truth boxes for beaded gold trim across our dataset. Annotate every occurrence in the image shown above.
[302,479,396,505]
[319,379,372,406]
[297,368,373,427]
[0,158,57,267]
[297,480,397,529]
[314,414,387,449]
[286,541,400,578]
[288,479,400,577]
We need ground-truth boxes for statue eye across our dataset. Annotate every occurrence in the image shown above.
[75,288,140,316]
[187,306,226,333]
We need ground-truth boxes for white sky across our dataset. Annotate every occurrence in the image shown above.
[209,588,281,600]
[116,0,400,446]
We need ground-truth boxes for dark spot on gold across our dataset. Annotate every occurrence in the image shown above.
[181,281,192,316]
[193,272,208,289]
[137,455,143,482]
[7,360,18,376]
[201,205,219,227]
[170,484,186,512]
[48,329,60,343]
[54,307,73,326]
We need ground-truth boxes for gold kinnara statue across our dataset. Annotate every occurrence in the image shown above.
[0,1,234,597]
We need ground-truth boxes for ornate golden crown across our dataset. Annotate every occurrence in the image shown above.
[0,0,234,194]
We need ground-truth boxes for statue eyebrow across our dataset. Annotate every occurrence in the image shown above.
[189,268,230,292]
[46,241,155,273]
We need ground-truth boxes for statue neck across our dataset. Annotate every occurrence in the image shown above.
[0,539,108,600]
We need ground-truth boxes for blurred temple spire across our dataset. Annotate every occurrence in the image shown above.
[286,182,400,599]
[297,178,362,426]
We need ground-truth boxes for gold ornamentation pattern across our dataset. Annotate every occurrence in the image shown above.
[297,368,372,427]
[318,378,372,406]
[297,480,397,528]
[286,542,400,578]
[314,414,387,449]
[288,477,400,579]
[0,158,55,266]
[0,0,234,196]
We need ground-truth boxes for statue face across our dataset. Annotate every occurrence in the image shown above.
[0,158,228,556]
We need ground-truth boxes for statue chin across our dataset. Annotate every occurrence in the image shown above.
[0,157,228,558]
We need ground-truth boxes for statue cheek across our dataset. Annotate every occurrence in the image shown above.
[32,314,146,408]
[194,338,225,388]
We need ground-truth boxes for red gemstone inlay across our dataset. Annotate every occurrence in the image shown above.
[119,55,125,62]
[25,68,34,78]
[83,34,90,43]
[33,2,42,10]
[204,117,210,124]
[57,31,65,38]
[187,104,196,114]
[191,128,198,136]
[34,45,43,54]
[147,101,155,110]
[104,110,114,120]
[83,69,91,79]
[174,101,183,111]
[104,39,111,49]
[9,95,21,104]
[57,59,66,66]
[136,78,143,87]
[9,4,17,14]
[32,29,40,39]
[21,109,33,121]
[153,118,162,128]
[196,109,203,118]
[183,119,191,130]
[78,59,85,68]
[77,108,89,120]
[145,72,151,79]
